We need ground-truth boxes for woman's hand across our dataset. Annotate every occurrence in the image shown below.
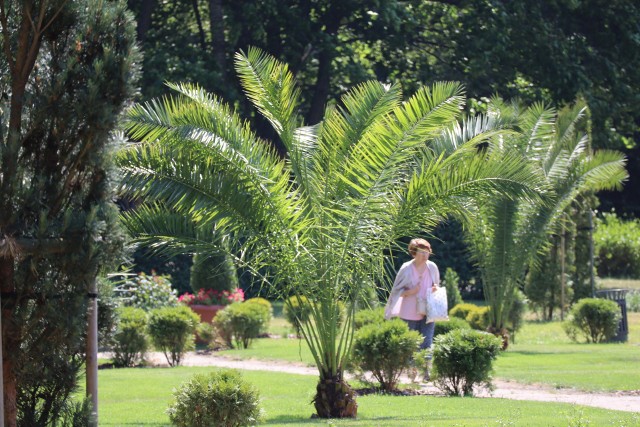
[431,284,439,293]
[401,286,420,298]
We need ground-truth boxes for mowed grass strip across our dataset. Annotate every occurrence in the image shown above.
[96,367,639,426]
[494,313,640,392]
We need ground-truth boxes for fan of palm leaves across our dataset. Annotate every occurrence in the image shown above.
[117,48,541,417]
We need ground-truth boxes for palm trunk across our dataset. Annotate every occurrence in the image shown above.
[313,372,357,418]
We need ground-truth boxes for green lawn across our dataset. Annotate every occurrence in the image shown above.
[97,368,639,426]
[215,312,640,393]
[492,313,640,391]
[599,277,640,291]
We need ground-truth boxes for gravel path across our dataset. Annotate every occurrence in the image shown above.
[129,351,640,413]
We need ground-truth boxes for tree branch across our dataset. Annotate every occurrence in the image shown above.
[0,237,74,258]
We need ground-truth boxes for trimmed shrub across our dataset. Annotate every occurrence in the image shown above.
[147,305,199,366]
[167,369,262,427]
[112,306,148,367]
[195,322,216,347]
[443,268,463,310]
[351,318,421,391]
[283,295,314,336]
[354,307,386,330]
[243,297,273,335]
[213,302,270,349]
[563,298,621,343]
[432,329,502,396]
[594,212,640,278]
[434,317,471,338]
[116,272,178,310]
[466,306,491,330]
[449,303,479,321]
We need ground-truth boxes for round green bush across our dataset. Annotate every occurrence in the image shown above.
[167,369,262,427]
[351,318,421,391]
[432,329,502,396]
[243,297,273,335]
[448,303,479,321]
[112,306,148,367]
[434,317,471,337]
[213,302,270,349]
[282,295,314,336]
[354,307,385,330]
[466,306,490,330]
[147,305,199,366]
[563,298,621,343]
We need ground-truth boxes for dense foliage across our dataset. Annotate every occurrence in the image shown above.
[0,1,138,424]
[351,319,421,391]
[116,272,178,310]
[594,212,640,278]
[432,329,502,397]
[147,306,199,366]
[112,307,149,368]
[213,302,271,349]
[167,370,262,427]
[563,298,621,343]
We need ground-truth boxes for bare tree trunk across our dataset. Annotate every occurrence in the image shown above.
[307,47,332,125]
[306,11,340,125]
[136,0,155,42]
[191,0,207,50]
[0,258,16,427]
[208,0,227,81]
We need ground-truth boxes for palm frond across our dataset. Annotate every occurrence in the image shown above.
[234,47,301,149]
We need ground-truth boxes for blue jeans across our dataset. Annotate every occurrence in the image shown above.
[402,319,435,350]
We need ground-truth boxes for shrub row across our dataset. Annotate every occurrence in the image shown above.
[349,308,499,395]
[111,298,272,367]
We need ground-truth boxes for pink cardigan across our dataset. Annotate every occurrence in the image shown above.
[384,260,440,320]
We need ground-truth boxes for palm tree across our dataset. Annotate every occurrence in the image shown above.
[464,98,627,344]
[117,48,538,417]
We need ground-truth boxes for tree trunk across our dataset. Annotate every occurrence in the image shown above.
[191,0,207,50]
[0,258,17,427]
[136,0,154,42]
[313,373,357,418]
[307,47,333,125]
[208,0,227,81]
[307,9,340,125]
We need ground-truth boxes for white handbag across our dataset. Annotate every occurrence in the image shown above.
[426,287,449,322]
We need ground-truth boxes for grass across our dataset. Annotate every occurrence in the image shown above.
[492,312,640,392]
[215,312,640,393]
[598,277,640,291]
[96,367,640,426]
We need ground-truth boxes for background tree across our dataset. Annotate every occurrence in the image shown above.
[123,1,640,295]
[0,1,138,425]
[465,99,627,344]
[117,48,538,418]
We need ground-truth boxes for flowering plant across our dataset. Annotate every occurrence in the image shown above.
[178,288,245,306]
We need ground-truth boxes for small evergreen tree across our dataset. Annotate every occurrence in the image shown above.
[443,267,463,310]
[190,247,239,293]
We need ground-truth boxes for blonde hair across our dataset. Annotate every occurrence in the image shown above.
[408,238,431,257]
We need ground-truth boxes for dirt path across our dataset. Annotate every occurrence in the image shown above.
[131,351,640,413]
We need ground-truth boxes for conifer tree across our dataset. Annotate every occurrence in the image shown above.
[0,1,138,425]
